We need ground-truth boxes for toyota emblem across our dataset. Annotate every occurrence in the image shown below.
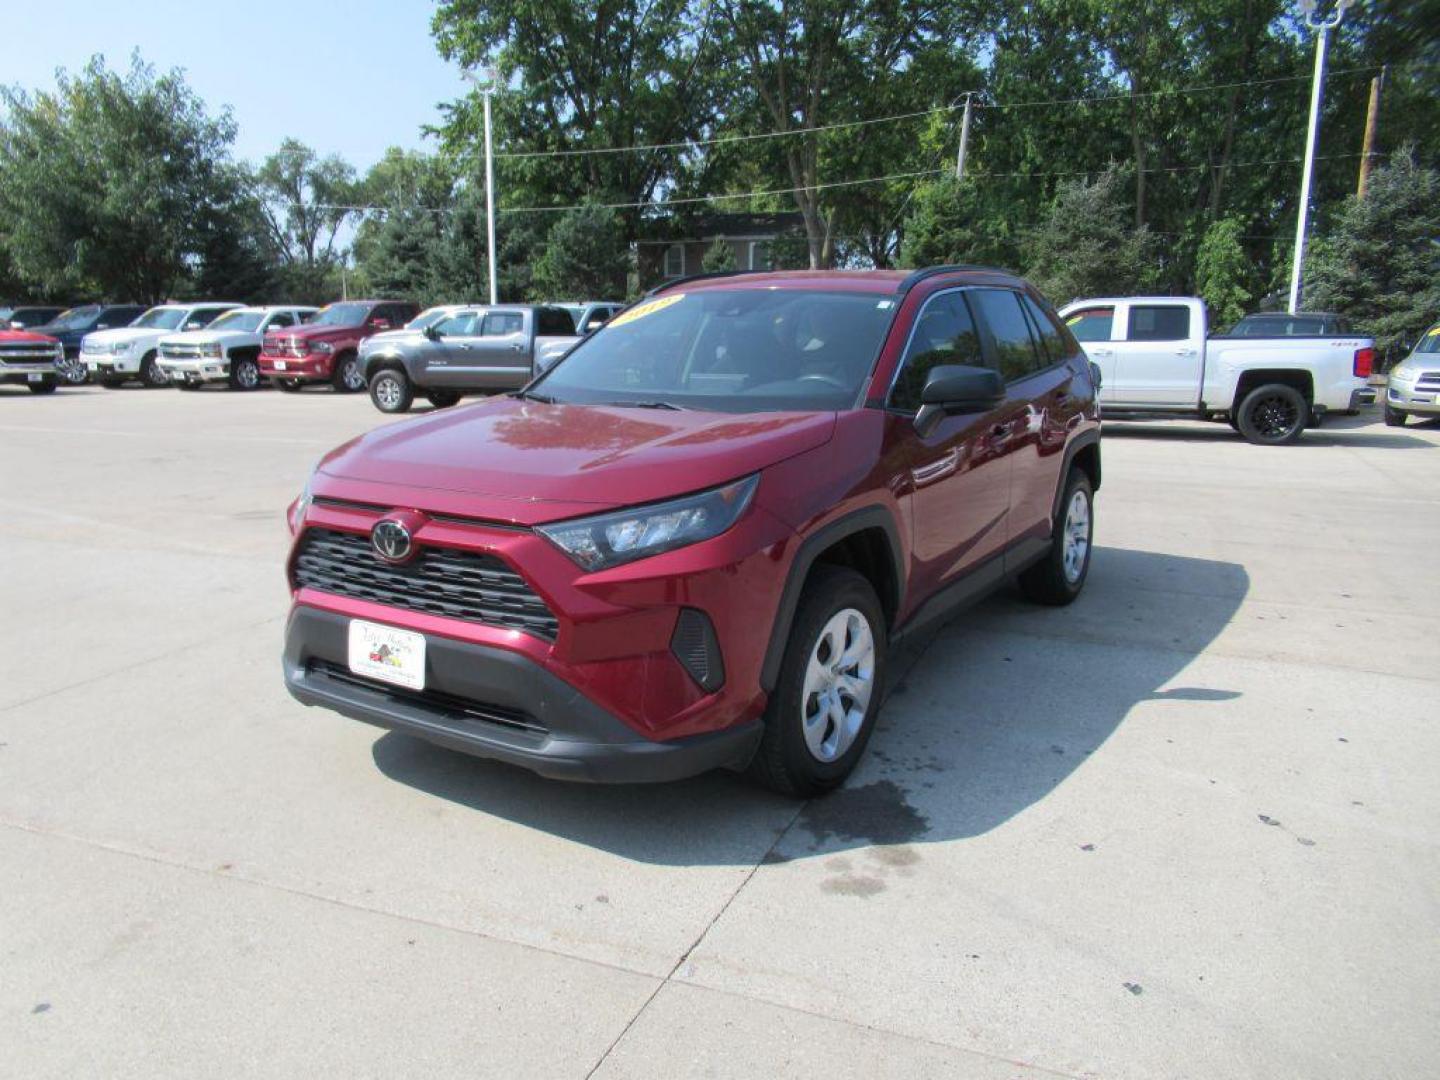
[371,519,414,563]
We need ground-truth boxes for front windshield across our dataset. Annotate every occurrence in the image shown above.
[49,305,102,330]
[407,308,451,331]
[1417,325,1440,354]
[207,311,264,332]
[534,289,896,413]
[132,308,188,330]
[309,302,371,328]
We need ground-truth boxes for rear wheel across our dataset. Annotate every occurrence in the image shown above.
[370,369,413,414]
[274,378,304,393]
[1236,383,1307,445]
[27,378,58,395]
[748,565,886,797]
[229,355,261,390]
[331,353,364,393]
[140,352,168,388]
[1383,400,1408,427]
[426,389,461,409]
[1018,470,1094,606]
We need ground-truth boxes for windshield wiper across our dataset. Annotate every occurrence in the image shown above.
[513,389,556,403]
[601,399,688,411]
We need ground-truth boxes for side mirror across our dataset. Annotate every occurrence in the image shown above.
[370,319,391,331]
[96,323,110,330]
[583,317,606,334]
[915,364,1005,435]
[184,321,205,331]
[423,324,442,341]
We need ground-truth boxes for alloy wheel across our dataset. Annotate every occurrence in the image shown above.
[1249,392,1299,440]
[800,608,876,763]
[235,359,259,389]
[1062,488,1091,583]
[341,357,364,391]
[375,375,402,410]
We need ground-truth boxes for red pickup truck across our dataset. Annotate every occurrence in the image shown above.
[0,329,62,394]
[259,300,418,393]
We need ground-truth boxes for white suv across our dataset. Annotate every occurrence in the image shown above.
[82,302,242,388]
[159,306,317,390]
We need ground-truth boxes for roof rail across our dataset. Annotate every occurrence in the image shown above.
[896,264,1013,294]
[644,268,772,298]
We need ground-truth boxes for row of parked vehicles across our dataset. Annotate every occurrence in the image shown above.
[4,288,1435,440]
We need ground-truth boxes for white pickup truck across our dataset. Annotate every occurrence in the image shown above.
[1057,296,1376,445]
[158,306,317,390]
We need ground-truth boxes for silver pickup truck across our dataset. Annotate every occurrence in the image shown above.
[360,304,581,414]
[1057,296,1376,444]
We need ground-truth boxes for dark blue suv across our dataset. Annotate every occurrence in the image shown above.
[36,304,147,384]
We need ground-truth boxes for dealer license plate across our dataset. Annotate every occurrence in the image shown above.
[273,360,287,370]
[348,620,426,690]
[27,373,43,383]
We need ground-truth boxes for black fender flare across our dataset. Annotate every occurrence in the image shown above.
[1050,428,1101,524]
[759,504,905,693]
[362,352,407,383]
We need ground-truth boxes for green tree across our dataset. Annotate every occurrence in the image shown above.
[0,55,240,302]
[701,238,737,273]
[254,139,357,301]
[532,204,628,299]
[1019,166,1158,305]
[900,179,1022,270]
[1305,149,1440,362]
[1194,217,1255,330]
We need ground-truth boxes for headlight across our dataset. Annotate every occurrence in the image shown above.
[313,341,334,354]
[1389,364,1413,382]
[537,475,759,572]
[201,343,223,358]
[287,472,315,535]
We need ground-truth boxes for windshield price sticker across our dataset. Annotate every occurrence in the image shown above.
[607,294,685,329]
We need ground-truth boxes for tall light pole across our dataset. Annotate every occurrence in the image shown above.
[1287,0,1351,315]
[463,66,500,305]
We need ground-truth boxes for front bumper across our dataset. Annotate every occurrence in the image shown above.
[160,358,228,383]
[260,353,327,379]
[1387,380,1440,415]
[0,361,57,385]
[86,354,140,374]
[283,606,762,782]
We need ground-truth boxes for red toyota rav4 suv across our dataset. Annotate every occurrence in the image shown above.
[282,267,1100,795]
[260,300,418,393]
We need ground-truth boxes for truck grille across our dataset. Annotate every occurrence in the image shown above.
[0,344,56,363]
[1415,373,1440,391]
[292,528,559,641]
[264,337,309,358]
[160,342,205,359]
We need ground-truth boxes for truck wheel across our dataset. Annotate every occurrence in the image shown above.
[369,369,414,414]
[1236,383,1307,445]
[426,389,461,409]
[331,353,364,393]
[748,565,887,797]
[100,376,126,389]
[1018,470,1094,606]
[1383,401,1408,427]
[229,356,261,390]
[274,378,304,393]
[28,378,59,394]
[140,352,168,388]
[57,355,89,385]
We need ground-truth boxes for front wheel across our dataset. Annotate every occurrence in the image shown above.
[140,352,168,388]
[1018,470,1094,606]
[369,369,414,414]
[274,378,304,393]
[28,379,59,395]
[1236,383,1307,445]
[229,355,261,390]
[748,565,886,797]
[56,355,89,385]
[331,353,364,393]
[1383,400,1408,427]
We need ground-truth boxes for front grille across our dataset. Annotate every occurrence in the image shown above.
[160,343,205,359]
[264,337,309,358]
[0,346,56,362]
[1416,373,1440,390]
[293,527,559,641]
[306,660,547,739]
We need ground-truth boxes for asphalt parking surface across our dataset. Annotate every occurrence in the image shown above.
[2,383,1438,1078]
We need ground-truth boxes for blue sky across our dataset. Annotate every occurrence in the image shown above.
[1,0,467,171]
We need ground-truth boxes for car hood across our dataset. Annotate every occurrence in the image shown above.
[0,329,58,344]
[159,329,253,347]
[85,326,169,346]
[360,329,425,351]
[278,324,360,342]
[316,397,836,525]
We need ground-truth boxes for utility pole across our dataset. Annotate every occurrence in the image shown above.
[955,93,974,181]
[463,67,500,305]
[1357,66,1385,199]
[1288,0,1351,315]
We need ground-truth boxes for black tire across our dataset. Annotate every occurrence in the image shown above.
[369,368,414,414]
[139,352,168,388]
[331,352,364,393]
[27,378,58,395]
[1235,383,1307,445]
[748,565,887,798]
[1383,400,1408,427]
[1018,470,1094,606]
[173,379,200,391]
[100,376,126,389]
[229,354,261,391]
[274,378,304,393]
[56,355,89,385]
[426,389,462,409]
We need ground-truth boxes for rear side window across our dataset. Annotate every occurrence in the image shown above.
[1065,307,1115,342]
[969,289,1041,382]
[538,307,577,336]
[889,292,984,411]
[1128,305,1191,341]
[483,312,524,336]
[1020,294,1068,365]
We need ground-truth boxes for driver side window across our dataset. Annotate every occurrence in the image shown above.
[888,292,984,412]
[434,313,479,337]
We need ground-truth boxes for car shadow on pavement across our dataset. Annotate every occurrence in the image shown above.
[372,546,1249,864]
[1101,419,1437,449]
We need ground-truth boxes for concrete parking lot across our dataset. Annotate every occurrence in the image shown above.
[2,384,1438,1078]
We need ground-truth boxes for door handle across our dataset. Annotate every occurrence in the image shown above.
[1175,348,1197,356]
[1090,348,1113,358]
[511,343,524,351]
